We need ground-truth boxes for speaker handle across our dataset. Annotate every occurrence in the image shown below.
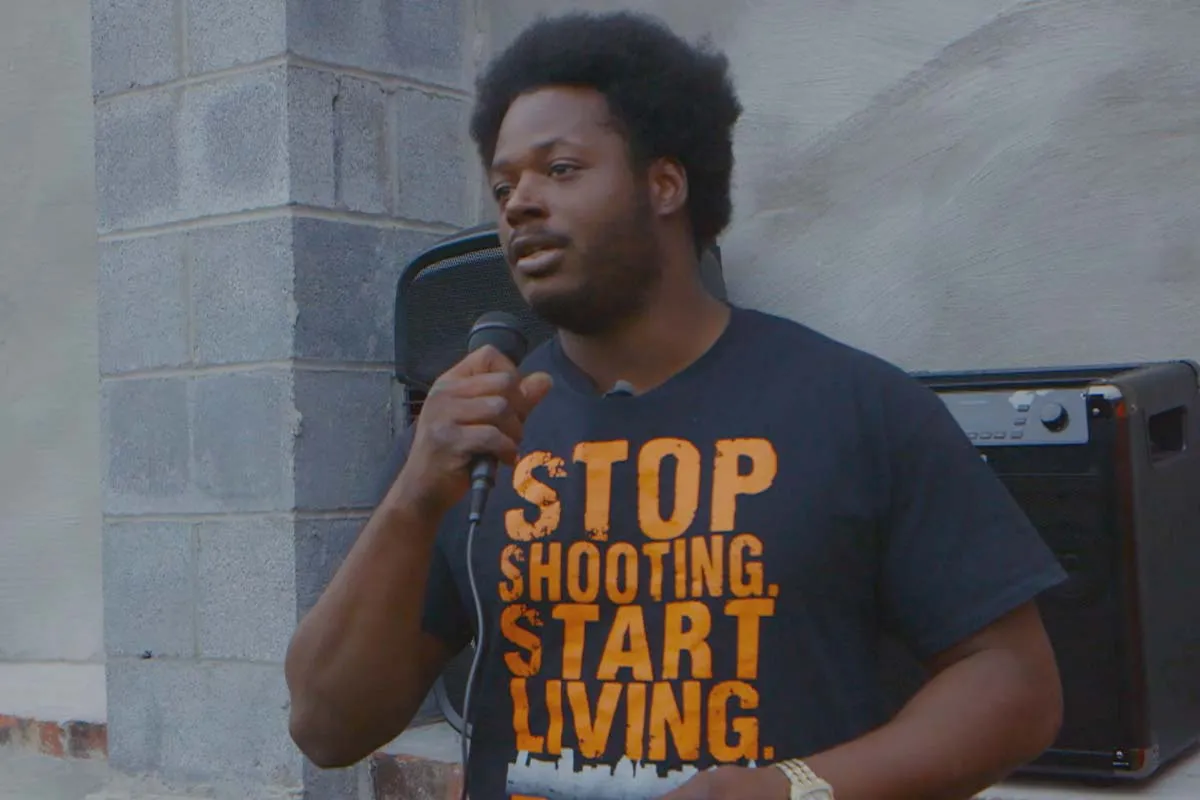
[1103,362,1200,465]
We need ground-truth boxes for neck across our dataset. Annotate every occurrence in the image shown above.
[558,271,731,395]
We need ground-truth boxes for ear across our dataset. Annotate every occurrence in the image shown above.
[646,156,689,218]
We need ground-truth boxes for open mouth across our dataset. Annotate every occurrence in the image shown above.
[511,236,567,275]
[515,246,564,274]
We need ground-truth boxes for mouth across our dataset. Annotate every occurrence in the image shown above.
[510,235,567,276]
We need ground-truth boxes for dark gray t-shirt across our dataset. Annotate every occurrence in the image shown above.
[386,306,1065,800]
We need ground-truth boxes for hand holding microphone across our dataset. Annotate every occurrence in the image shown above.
[397,311,553,520]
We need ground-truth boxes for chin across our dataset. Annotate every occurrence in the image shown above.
[523,290,594,333]
[518,272,580,308]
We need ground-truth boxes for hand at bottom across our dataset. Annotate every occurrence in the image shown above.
[655,765,790,799]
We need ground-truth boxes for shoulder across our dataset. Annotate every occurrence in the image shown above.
[730,307,947,428]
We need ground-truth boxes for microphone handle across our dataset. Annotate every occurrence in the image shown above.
[467,455,496,522]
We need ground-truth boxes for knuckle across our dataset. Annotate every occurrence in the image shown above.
[486,427,514,454]
[469,345,500,368]
[481,372,516,396]
[427,421,458,448]
[486,395,509,415]
[427,377,457,398]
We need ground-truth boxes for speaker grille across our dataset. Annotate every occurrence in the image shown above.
[395,230,555,393]
[1002,474,1128,751]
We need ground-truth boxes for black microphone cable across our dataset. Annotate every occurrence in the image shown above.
[459,515,485,800]
[457,311,528,800]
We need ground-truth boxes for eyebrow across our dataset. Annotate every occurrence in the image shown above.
[490,136,578,172]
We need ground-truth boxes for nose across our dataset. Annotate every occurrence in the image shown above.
[503,173,548,228]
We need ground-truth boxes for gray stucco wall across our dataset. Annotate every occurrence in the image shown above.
[490,0,1200,369]
[0,0,105,722]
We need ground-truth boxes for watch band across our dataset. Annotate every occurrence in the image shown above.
[774,759,835,799]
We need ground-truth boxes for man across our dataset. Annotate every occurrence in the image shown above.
[285,11,1066,799]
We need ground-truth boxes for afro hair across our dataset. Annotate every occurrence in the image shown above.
[469,11,743,249]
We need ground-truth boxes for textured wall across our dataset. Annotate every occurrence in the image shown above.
[489,0,1200,371]
[0,0,105,722]
[91,0,479,796]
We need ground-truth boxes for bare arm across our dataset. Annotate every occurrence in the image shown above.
[284,344,554,769]
[284,479,456,768]
[804,601,1063,799]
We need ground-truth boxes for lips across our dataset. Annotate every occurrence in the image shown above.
[515,248,563,275]
[510,234,568,276]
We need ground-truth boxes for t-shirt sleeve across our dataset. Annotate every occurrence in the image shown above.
[879,385,1068,661]
[374,424,472,654]
[421,536,473,654]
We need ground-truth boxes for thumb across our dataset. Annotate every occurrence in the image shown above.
[519,371,554,410]
[454,344,516,376]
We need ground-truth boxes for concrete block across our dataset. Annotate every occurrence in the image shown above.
[186,0,287,74]
[293,518,363,619]
[92,0,179,97]
[286,67,337,208]
[101,378,190,515]
[287,0,465,87]
[381,0,467,87]
[103,521,196,659]
[180,66,289,220]
[395,90,470,226]
[94,90,180,233]
[292,370,393,512]
[283,0,357,70]
[106,658,301,790]
[189,217,294,366]
[192,370,294,513]
[197,517,296,662]
[287,69,391,214]
[333,76,390,214]
[291,218,441,363]
[97,234,189,374]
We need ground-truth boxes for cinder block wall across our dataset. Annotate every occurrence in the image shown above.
[92,1,482,796]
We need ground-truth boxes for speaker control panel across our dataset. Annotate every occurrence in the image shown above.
[935,387,1090,446]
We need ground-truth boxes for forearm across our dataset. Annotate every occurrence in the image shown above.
[804,649,1062,800]
[285,490,446,764]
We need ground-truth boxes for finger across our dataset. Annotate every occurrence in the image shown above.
[445,395,524,446]
[455,424,519,466]
[653,774,712,800]
[429,368,521,406]
[446,370,521,400]
[518,372,554,415]
[446,343,518,378]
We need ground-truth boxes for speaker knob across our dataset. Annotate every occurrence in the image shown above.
[1040,402,1069,432]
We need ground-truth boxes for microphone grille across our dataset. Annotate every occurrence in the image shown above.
[467,311,528,365]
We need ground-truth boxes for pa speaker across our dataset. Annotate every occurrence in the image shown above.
[883,360,1200,782]
[393,223,728,729]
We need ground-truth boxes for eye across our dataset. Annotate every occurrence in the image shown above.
[549,162,579,177]
[492,183,512,202]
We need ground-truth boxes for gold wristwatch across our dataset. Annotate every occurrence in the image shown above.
[774,759,835,800]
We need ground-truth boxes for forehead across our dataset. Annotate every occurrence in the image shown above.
[491,86,623,169]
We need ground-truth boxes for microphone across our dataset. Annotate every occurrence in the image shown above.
[465,311,529,522]
[459,311,528,799]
